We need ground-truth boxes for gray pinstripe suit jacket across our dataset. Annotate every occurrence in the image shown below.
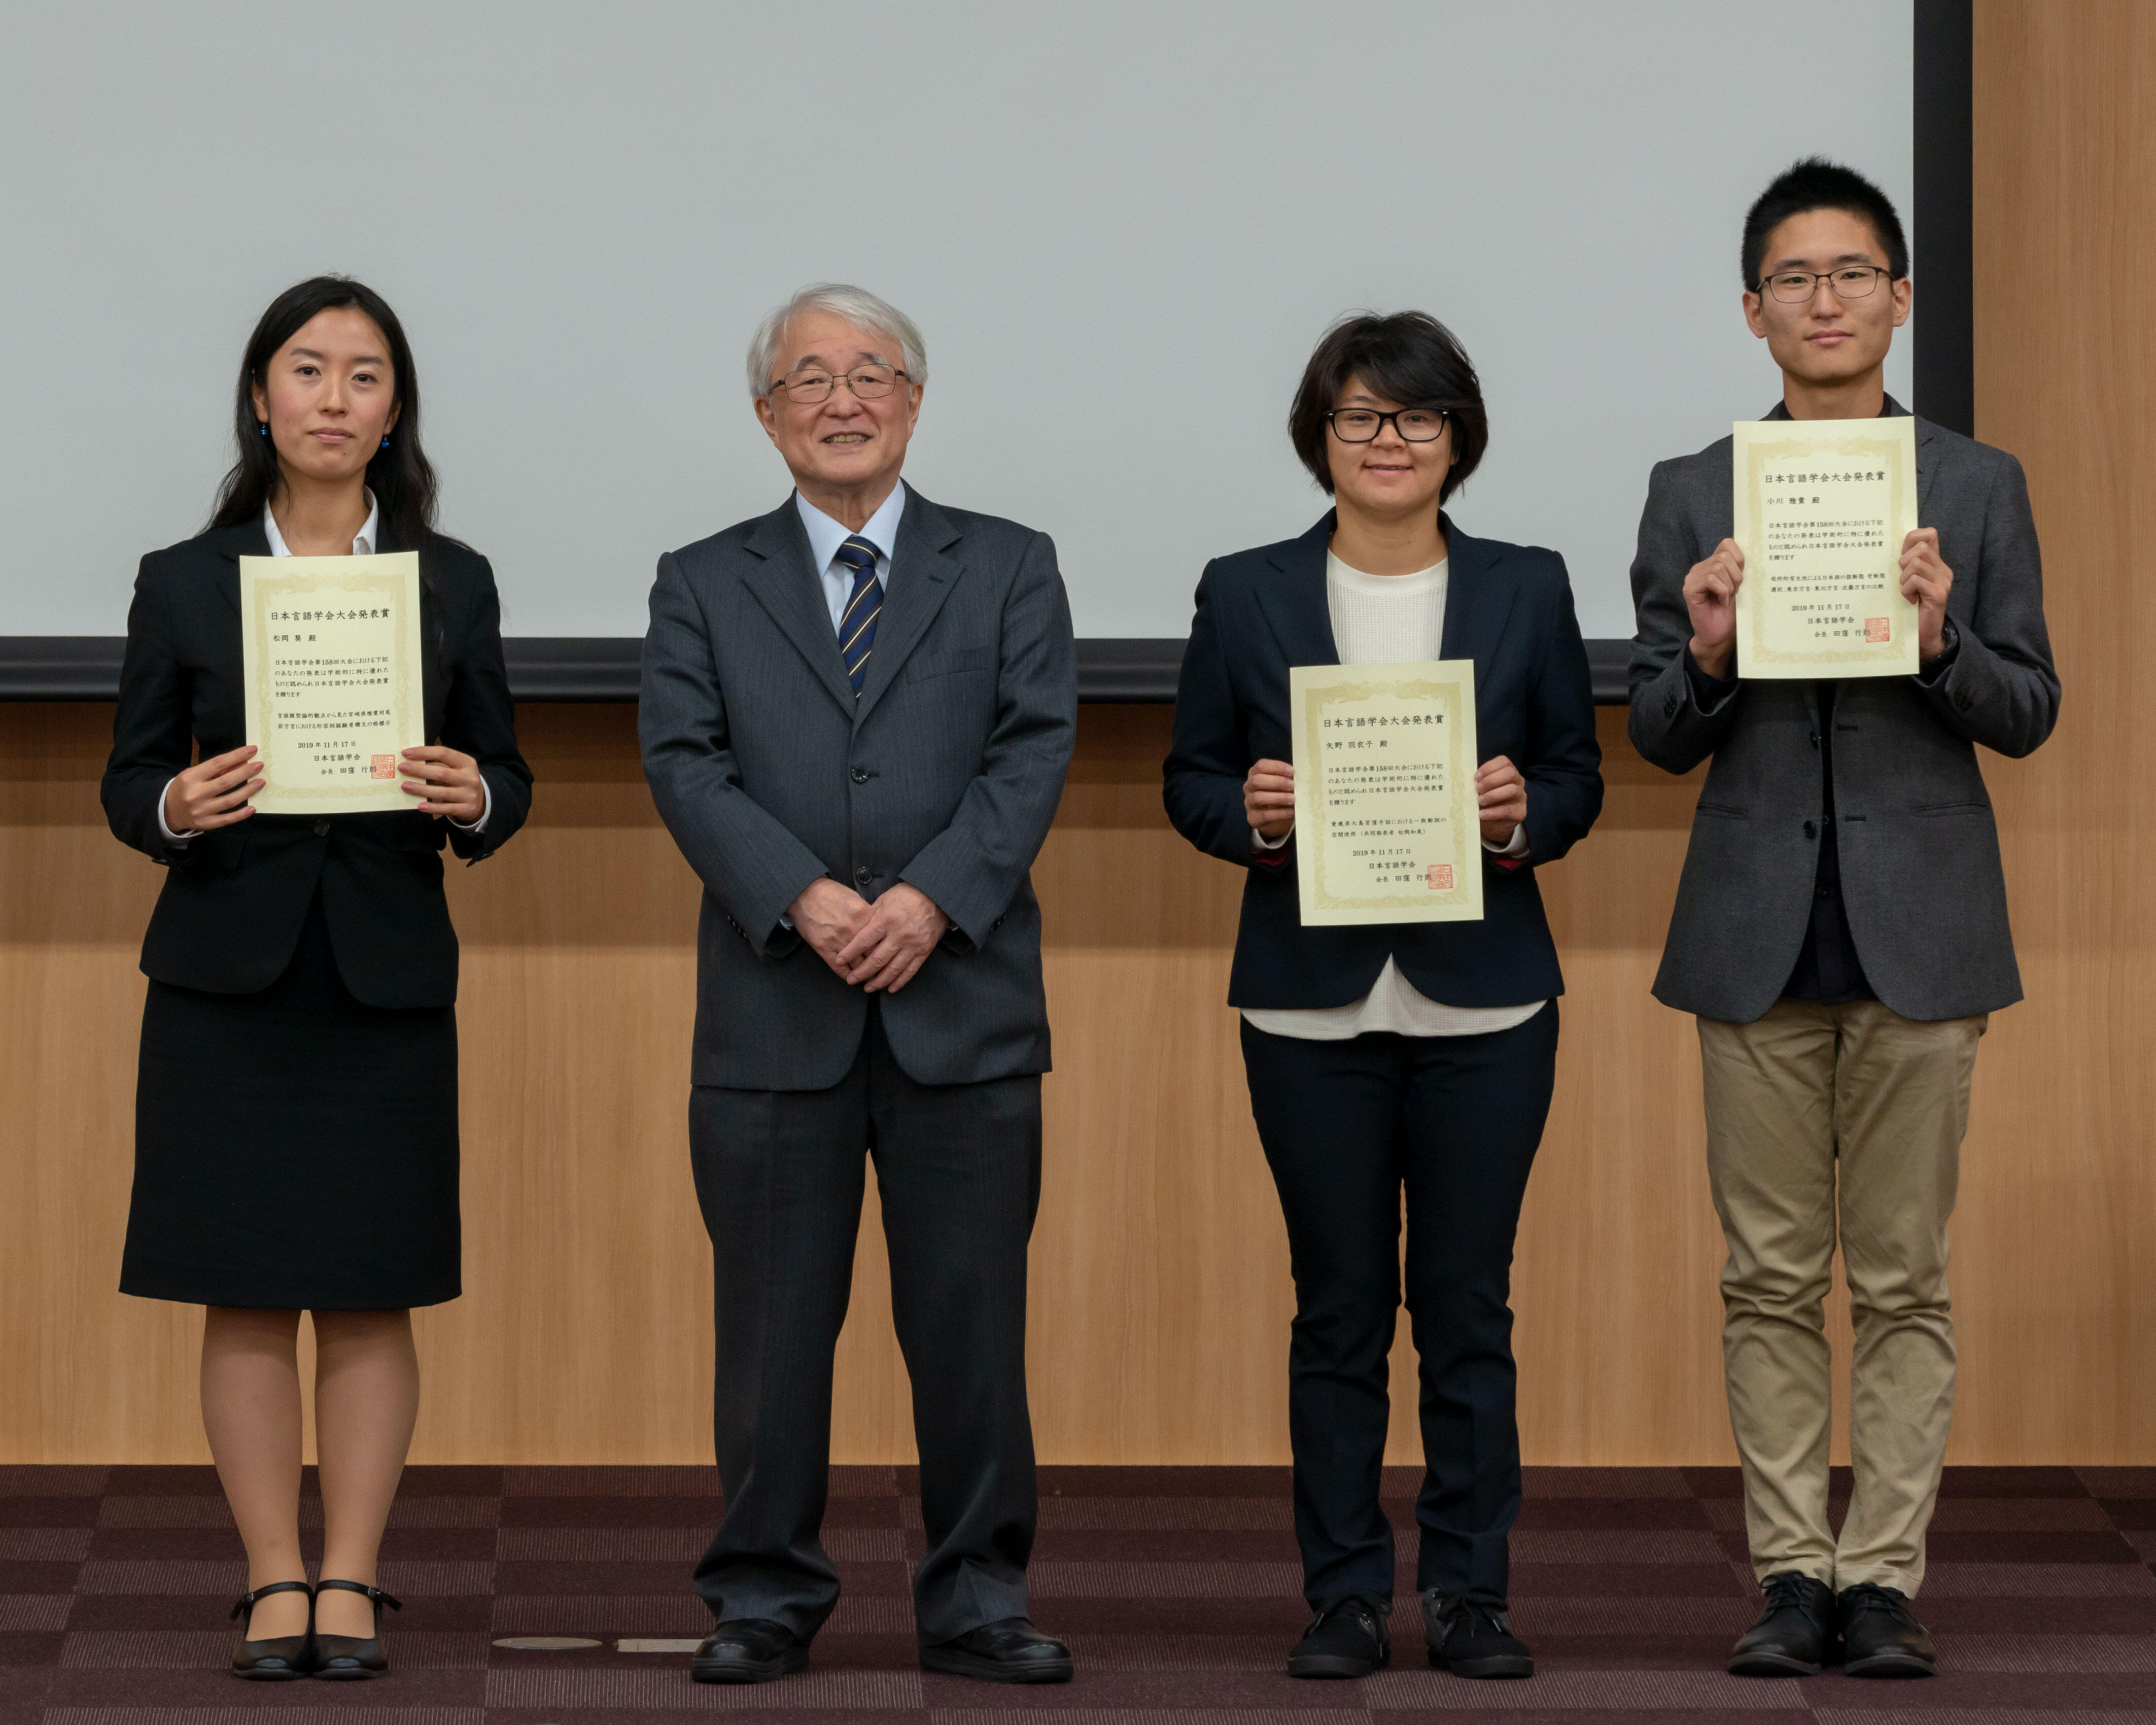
[1627,401,2061,1024]
[639,484,1077,1089]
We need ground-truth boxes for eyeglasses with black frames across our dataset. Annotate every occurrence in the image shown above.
[1758,265,1893,304]
[769,364,912,404]
[1328,407,1448,443]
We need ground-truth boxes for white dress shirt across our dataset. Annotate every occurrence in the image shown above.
[1240,552,1544,1042]
[158,492,490,841]
[794,482,906,630]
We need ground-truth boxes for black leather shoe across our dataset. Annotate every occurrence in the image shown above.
[1838,1582,1936,1677]
[229,1580,315,1680]
[1286,1597,1390,1679]
[920,1617,1074,1684]
[311,1579,400,1679]
[690,1619,809,1683]
[1423,1590,1534,1678]
[1728,1571,1835,1676]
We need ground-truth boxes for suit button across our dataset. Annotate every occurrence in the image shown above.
[1803,820,1817,839]
[854,865,874,886]
[313,820,331,837]
[851,767,868,784]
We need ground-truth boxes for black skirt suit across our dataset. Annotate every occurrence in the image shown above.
[101,522,532,1309]
[1163,512,1603,1607]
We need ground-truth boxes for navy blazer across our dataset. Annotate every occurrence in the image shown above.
[1163,512,1603,1011]
[101,522,533,1009]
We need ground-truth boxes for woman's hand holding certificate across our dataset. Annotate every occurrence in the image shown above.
[397,744,484,821]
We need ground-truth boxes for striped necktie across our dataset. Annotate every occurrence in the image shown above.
[833,535,882,695]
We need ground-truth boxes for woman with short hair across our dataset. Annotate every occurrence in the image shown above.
[1164,312,1603,1681]
[102,276,531,1681]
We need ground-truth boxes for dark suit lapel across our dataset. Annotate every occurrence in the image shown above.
[742,499,858,717]
[1255,515,1340,666]
[1912,416,1941,515]
[853,486,963,725]
[1438,518,1518,688]
[209,521,269,619]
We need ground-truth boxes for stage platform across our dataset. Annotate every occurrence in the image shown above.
[3,1464,2153,1723]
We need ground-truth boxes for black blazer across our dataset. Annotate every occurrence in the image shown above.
[1163,512,1603,1011]
[101,522,533,1008]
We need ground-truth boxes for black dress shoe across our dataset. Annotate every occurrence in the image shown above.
[690,1618,809,1683]
[311,1579,401,1679]
[920,1617,1073,1684]
[1838,1582,1936,1677]
[1423,1590,1534,1678]
[1287,1597,1390,1679]
[229,1580,316,1680]
[1728,1571,1835,1676]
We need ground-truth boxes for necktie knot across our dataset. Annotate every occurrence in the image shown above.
[834,537,883,695]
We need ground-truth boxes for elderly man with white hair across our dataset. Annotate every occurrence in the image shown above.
[639,285,1078,1684]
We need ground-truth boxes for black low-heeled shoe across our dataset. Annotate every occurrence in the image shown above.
[230,1579,316,1680]
[311,1579,401,1679]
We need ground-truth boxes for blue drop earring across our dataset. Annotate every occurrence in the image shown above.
[258,423,268,437]
[380,436,391,448]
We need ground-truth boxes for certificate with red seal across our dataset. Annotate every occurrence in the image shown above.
[1732,415,1920,679]
[1289,658,1483,927]
[239,551,426,814]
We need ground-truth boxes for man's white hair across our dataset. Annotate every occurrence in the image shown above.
[746,283,928,398]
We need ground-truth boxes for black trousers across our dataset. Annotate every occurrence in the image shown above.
[1240,1003,1558,1607]
[688,1002,1042,1643]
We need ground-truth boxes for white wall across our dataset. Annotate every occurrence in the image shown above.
[0,1,1912,640]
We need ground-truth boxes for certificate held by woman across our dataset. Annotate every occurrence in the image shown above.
[1289,657,1483,926]
[239,549,425,813]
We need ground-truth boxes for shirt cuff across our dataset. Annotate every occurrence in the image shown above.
[156,776,197,845]
[448,776,493,834]
[1481,822,1529,857]
[1251,823,1291,851]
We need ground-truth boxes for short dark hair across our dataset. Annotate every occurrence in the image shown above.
[1288,312,1487,502]
[1742,157,1909,289]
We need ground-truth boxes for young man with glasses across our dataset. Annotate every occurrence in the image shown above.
[1627,160,2059,1680]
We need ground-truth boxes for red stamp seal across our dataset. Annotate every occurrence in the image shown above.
[1427,863,1453,891]
[1864,617,1891,643]
[371,754,397,779]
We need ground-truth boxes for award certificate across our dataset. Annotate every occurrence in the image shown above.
[1732,415,1919,678]
[239,551,426,814]
[1289,659,1483,927]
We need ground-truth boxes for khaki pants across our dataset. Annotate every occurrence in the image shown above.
[1698,998,1985,1595]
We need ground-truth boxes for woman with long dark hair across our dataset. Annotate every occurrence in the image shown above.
[102,277,531,1680]
[1164,313,1603,1681]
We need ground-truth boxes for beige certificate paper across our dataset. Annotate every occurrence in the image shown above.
[239,552,426,814]
[1289,659,1483,927]
[1732,416,1919,678]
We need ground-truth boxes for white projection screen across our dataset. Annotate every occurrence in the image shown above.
[0,2,1912,646]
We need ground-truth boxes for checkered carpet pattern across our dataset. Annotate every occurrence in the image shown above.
[4,1464,2153,1725]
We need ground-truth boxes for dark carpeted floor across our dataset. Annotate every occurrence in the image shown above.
[4,1463,2154,1725]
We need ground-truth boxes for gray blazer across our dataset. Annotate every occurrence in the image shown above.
[640,485,1077,1090]
[1628,401,2060,1024]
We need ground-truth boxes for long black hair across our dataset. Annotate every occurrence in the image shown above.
[209,275,445,549]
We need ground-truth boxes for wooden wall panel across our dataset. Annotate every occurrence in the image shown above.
[1958,0,2156,1462]
[3,3,2149,1466]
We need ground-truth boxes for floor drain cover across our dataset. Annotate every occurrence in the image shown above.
[492,1636,602,1651]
